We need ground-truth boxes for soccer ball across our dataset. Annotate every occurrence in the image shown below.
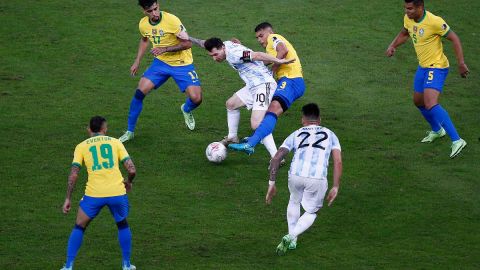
[206,142,227,163]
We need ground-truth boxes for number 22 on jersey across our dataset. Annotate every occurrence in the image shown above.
[297,131,328,150]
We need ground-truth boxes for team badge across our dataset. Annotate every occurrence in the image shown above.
[152,29,157,35]
[419,28,424,37]
[159,30,164,37]
[413,26,418,33]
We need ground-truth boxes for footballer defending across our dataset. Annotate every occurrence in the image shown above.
[120,0,203,142]
[386,0,469,158]
[266,103,342,256]
[189,36,295,160]
[229,22,306,155]
[60,116,137,270]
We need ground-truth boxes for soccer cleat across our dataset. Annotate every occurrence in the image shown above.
[60,266,72,270]
[288,239,297,250]
[220,136,239,146]
[239,136,249,143]
[181,104,195,131]
[421,128,446,143]
[228,142,255,155]
[276,234,293,256]
[450,139,467,159]
[122,264,136,270]
[119,131,134,143]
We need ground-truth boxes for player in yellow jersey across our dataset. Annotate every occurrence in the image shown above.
[60,116,137,270]
[386,0,469,158]
[119,0,202,143]
[229,22,306,156]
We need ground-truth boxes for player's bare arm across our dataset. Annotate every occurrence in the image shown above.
[151,37,192,57]
[386,28,410,57]
[131,37,150,76]
[252,51,295,65]
[271,42,289,74]
[63,165,80,214]
[445,31,470,78]
[123,159,136,192]
[189,36,206,48]
[266,147,290,205]
[327,149,342,206]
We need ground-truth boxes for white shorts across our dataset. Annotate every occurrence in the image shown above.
[288,174,328,213]
[235,81,277,111]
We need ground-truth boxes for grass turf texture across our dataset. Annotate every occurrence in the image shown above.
[1,0,479,269]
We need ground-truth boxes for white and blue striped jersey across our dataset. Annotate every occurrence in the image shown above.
[280,125,341,180]
[224,41,276,88]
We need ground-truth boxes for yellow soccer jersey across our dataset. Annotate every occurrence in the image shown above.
[139,11,193,66]
[404,10,451,68]
[72,135,130,198]
[265,34,303,79]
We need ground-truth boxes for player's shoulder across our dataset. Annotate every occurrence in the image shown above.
[162,11,181,23]
[269,33,286,42]
[425,10,446,24]
[139,16,149,26]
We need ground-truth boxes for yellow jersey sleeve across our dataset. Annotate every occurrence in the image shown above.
[265,34,303,79]
[432,16,450,37]
[72,144,83,167]
[138,12,193,66]
[117,140,130,163]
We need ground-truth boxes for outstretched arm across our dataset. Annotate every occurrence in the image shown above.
[189,36,206,48]
[445,31,470,78]
[251,51,295,65]
[131,37,150,76]
[386,28,410,57]
[271,42,289,75]
[62,165,80,214]
[151,32,193,57]
[265,147,290,205]
[326,149,342,206]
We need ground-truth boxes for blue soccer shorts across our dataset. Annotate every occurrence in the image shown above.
[143,58,201,92]
[272,77,305,111]
[79,194,129,222]
[413,66,449,93]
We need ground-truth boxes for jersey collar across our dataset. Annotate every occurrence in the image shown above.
[149,11,162,26]
[415,9,427,23]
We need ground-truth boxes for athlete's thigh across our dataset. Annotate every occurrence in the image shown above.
[79,195,107,220]
[288,174,305,204]
[75,207,92,228]
[235,85,253,110]
[271,77,304,113]
[301,179,328,213]
[142,59,171,90]
[171,64,201,93]
[106,195,130,222]
[226,91,246,110]
[413,66,426,94]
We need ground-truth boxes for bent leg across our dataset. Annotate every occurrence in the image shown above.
[127,78,156,132]
[246,101,282,147]
[183,85,202,113]
[226,94,246,139]
[425,88,460,141]
[65,208,91,268]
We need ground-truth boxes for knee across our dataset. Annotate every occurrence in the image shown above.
[116,219,129,230]
[226,99,236,110]
[424,101,437,110]
[268,100,284,115]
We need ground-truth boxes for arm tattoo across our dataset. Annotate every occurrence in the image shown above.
[269,148,290,182]
[189,36,205,48]
[123,159,136,183]
[66,166,80,199]
[165,40,192,52]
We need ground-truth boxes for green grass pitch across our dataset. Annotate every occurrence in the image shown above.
[1,0,479,269]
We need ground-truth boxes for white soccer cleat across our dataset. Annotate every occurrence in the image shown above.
[119,131,134,143]
[60,266,72,270]
[122,264,136,270]
[181,104,195,130]
[421,128,446,143]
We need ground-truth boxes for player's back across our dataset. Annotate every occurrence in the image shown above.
[73,136,130,197]
[281,125,341,180]
[265,33,303,79]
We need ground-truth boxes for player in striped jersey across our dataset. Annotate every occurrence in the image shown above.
[266,103,342,255]
[189,36,295,159]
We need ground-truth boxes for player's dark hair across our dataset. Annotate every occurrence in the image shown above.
[302,103,320,120]
[204,37,224,52]
[404,0,424,6]
[255,22,273,32]
[138,0,157,9]
[89,116,106,133]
